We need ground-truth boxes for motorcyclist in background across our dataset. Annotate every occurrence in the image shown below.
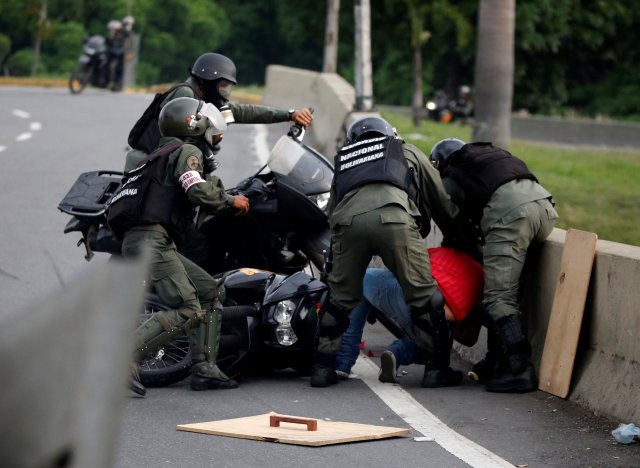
[105,17,134,91]
[449,85,474,124]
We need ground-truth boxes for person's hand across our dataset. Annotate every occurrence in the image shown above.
[232,194,250,216]
[291,108,314,127]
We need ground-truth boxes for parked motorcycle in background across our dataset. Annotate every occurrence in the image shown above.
[68,35,111,94]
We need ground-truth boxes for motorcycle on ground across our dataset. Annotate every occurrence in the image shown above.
[58,122,336,386]
[68,35,113,94]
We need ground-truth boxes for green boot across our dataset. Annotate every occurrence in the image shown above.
[131,309,195,396]
[189,306,238,391]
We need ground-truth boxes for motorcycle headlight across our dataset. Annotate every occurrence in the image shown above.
[274,300,296,324]
[426,101,437,111]
[309,192,330,211]
[275,325,298,346]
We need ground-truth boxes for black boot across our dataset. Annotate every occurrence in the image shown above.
[485,315,537,393]
[190,362,239,390]
[310,352,338,387]
[468,321,508,383]
[128,363,146,396]
[422,365,463,388]
[412,291,463,388]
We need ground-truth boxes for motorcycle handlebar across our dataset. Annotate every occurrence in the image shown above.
[287,107,314,141]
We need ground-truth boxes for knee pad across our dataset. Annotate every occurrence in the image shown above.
[318,301,351,340]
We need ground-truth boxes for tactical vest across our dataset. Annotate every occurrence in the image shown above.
[333,136,419,206]
[441,142,538,223]
[107,140,194,241]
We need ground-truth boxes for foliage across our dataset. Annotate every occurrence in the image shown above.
[7,49,40,76]
[0,0,639,119]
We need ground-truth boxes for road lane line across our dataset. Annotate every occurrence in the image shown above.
[12,109,30,119]
[0,146,6,152]
[16,133,32,142]
[353,355,513,468]
[30,122,42,131]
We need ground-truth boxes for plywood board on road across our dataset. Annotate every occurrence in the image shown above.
[538,229,597,398]
[177,412,410,447]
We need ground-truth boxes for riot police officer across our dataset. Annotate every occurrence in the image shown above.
[108,97,250,396]
[124,52,313,172]
[430,138,558,393]
[311,116,471,388]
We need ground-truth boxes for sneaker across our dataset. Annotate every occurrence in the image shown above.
[310,364,338,387]
[378,351,398,383]
[335,370,351,380]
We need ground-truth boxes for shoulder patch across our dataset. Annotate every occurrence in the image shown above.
[186,155,200,171]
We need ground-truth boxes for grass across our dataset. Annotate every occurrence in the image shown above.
[381,111,640,247]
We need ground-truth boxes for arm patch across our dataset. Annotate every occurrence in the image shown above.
[179,170,205,192]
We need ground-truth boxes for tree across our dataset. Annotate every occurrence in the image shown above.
[472,0,515,148]
[323,0,340,73]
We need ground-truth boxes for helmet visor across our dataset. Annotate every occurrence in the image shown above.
[199,103,227,136]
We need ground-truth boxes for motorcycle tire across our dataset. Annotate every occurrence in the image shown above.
[137,296,192,387]
[69,65,91,94]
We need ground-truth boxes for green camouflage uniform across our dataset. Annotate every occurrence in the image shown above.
[318,142,468,358]
[124,77,291,172]
[442,177,558,323]
[123,137,235,376]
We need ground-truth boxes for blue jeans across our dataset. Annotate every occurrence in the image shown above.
[335,268,422,373]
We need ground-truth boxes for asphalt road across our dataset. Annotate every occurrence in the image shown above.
[0,86,638,468]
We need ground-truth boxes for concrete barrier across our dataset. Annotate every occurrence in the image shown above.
[262,65,356,158]
[455,228,640,423]
[263,65,640,424]
[511,114,640,149]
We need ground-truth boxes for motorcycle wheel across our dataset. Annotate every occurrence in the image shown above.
[137,297,192,387]
[69,65,91,94]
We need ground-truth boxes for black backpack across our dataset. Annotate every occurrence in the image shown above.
[127,83,192,154]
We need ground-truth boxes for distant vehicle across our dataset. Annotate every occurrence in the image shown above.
[68,35,113,94]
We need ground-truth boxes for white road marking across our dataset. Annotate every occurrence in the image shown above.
[30,122,42,131]
[16,133,32,142]
[0,146,6,152]
[12,109,30,119]
[353,355,513,467]
[253,124,270,166]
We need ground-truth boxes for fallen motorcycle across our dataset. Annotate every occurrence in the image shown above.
[58,122,333,386]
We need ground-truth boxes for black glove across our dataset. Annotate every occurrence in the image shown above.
[203,154,219,173]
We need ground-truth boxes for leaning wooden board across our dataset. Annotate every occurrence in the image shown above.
[177,412,411,446]
[538,229,598,398]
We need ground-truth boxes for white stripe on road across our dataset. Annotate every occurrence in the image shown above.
[12,109,30,119]
[30,122,42,131]
[0,146,6,152]
[353,355,513,468]
[16,133,32,142]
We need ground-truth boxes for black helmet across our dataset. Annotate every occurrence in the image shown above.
[429,138,465,170]
[159,97,227,146]
[190,52,237,84]
[346,116,395,144]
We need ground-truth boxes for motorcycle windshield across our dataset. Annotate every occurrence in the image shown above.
[267,136,333,195]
